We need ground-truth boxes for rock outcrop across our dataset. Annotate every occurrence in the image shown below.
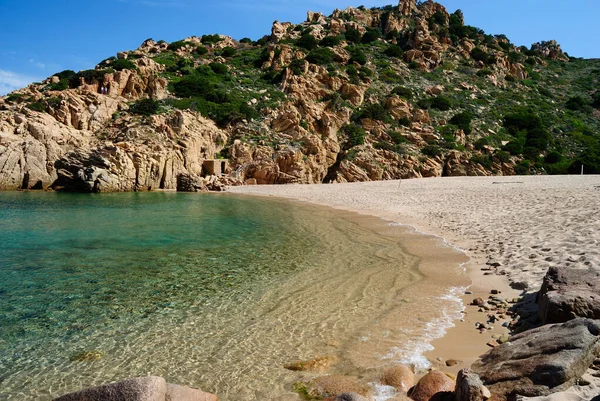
[537,267,600,324]
[472,318,600,400]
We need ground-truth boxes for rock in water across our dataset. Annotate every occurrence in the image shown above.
[53,376,167,401]
[537,266,600,324]
[380,365,415,392]
[409,370,455,401]
[472,318,600,400]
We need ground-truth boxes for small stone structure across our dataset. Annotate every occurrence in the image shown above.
[202,159,228,177]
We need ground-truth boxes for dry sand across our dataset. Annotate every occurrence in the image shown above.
[229,175,600,381]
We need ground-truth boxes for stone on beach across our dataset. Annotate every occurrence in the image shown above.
[454,368,490,401]
[283,355,337,372]
[380,364,415,392]
[408,370,455,401]
[537,266,600,324]
[472,318,600,400]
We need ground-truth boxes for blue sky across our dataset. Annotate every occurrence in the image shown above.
[0,0,598,95]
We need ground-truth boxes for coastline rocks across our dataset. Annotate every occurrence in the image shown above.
[472,318,600,400]
[306,375,371,399]
[325,393,371,401]
[454,369,490,401]
[537,266,600,324]
[53,376,217,401]
[380,365,415,392]
[408,370,455,401]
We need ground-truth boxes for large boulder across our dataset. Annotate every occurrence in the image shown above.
[380,365,415,392]
[538,266,600,324]
[409,370,455,401]
[53,376,167,401]
[472,318,600,400]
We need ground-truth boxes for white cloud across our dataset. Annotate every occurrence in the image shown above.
[0,69,41,96]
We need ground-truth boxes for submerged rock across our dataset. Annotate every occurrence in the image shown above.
[52,376,218,401]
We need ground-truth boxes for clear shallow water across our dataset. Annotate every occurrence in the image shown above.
[0,192,468,400]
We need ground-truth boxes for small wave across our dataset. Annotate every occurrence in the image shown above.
[383,286,467,372]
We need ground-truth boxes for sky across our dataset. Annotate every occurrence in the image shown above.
[0,0,599,95]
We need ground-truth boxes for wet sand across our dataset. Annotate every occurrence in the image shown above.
[230,175,600,377]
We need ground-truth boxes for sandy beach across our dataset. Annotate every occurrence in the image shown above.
[230,175,600,376]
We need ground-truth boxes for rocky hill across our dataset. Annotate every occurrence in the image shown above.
[1,0,599,192]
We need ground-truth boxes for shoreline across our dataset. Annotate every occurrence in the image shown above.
[229,175,600,378]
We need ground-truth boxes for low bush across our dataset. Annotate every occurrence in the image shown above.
[319,36,342,47]
[344,28,362,43]
[391,86,412,99]
[111,58,137,71]
[384,45,403,58]
[130,98,160,116]
[449,111,473,134]
[342,123,366,147]
[306,48,334,65]
[221,46,236,57]
[296,34,318,50]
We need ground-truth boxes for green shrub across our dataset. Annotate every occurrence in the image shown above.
[544,150,563,164]
[361,28,381,44]
[380,68,403,83]
[239,38,252,44]
[289,59,305,75]
[344,28,362,43]
[398,117,411,127]
[221,46,236,57]
[592,92,600,109]
[384,45,403,58]
[201,34,222,45]
[319,36,342,47]
[53,70,76,80]
[111,58,137,71]
[306,48,334,65]
[209,62,228,75]
[471,154,493,169]
[422,145,442,157]
[565,96,587,111]
[352,103,391,122]
[514,159,531,175]
[476,68,493,77]
[503,111,543,135]
[296,34,318,50]
[27,102,46,112]
[48,79,69,91]
[430,96,453,111]
[449,111,473,134]
[130,98,160,116]
[167,40,189,51]
[348,47,367,65]
[342,123,366,147]
[391,86,412,99]
[389,131,408,143]
[495,150,510,163]
[470,47,488,63]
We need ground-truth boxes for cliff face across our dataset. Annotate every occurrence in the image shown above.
[1,0,596,192]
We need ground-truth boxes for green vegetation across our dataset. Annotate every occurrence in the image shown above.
[12,1,600,179]
[130,98,160,116]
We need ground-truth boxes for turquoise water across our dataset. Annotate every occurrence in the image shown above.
[0,191,468,400]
